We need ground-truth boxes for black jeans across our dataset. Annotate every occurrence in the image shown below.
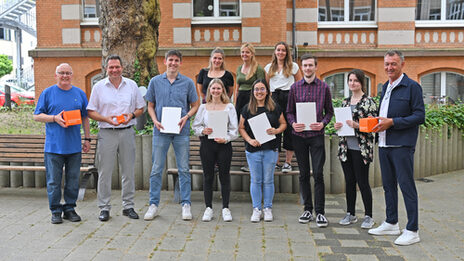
[235,90,251,123]
[292,135,325,214]
[199,137,232,208]
[341,149,372,217]
[272,90,293,151]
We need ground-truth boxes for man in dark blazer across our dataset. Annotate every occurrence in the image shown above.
[368,50,425,246]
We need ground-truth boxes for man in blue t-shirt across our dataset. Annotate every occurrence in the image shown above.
[34,63,91,224]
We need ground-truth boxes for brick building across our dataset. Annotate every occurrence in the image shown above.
[30,0,464,103]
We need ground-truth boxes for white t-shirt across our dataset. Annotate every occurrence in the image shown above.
[264,62,300,92]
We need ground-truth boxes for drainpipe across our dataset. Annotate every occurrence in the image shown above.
[292,0,297,61]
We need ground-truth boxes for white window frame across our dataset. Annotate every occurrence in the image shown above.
[318,0,377,29]
[416,0,464,27]
[191,0,241,25]
[81,0,100,26]
[420,71,464,103]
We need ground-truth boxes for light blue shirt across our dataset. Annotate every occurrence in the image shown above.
[146,72,198,136]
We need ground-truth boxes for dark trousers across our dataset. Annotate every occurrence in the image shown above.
[199,137,232,209]
[341,149,373,217]
[379,147,418,231]
[293,135,325,214]
[272,90,293,151]
[235,90,251,123]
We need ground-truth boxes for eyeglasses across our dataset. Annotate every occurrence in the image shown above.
[57,71,73,76]
[253,87,267,93]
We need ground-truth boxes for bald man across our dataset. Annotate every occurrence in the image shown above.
[34,63,91,224]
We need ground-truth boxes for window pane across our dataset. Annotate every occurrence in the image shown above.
[350,0,375,21]
[325,73,345,99]
[416,0,441,20]
[446,0,464,20]
[421,73,441,104]
[219,0,240,16]
[319,0,344,21]
[83,0,100,19]
[194,0,214,17]
[446,72,464,104]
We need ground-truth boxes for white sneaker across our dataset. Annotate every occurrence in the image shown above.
[394,229,420,246]
[263,208,273,222]
[250,208,262,222]
[222,208,232,222]
[202,207,213,222]
[182,204,192,220]
[144,204,158,220]
[368,221,400,235]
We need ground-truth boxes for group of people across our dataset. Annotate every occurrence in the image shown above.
[33,43,425,246]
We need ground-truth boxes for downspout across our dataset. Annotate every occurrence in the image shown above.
[292,0,296,61]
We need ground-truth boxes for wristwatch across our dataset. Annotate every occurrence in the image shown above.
[131,112,136,118]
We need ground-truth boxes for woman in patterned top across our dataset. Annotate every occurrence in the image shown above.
[334,69,377,229]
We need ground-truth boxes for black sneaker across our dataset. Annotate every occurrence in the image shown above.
[298,210,313,223]
[63,210,81,222]
[316,213,329,227]
[51,212,63,224]
[275,164,282,171]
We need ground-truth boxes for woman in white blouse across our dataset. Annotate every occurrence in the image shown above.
[192,78,238,222]
[264,41,302,172]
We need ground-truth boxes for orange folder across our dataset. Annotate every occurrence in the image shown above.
[116,114,125,124]
[359,118,378,133]
[63,110,82,127]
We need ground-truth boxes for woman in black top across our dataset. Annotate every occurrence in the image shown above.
[239,79,286,223]
[196,47,234,103]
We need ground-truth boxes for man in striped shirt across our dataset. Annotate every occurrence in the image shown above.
[287,53,334,227]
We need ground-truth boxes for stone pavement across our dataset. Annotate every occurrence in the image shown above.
[0,170,463,261]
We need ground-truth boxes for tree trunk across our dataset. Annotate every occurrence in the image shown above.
[100,0,160,86]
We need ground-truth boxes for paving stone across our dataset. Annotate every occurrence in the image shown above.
[366,240,393,248]
[315,239,341,247]
[312,232,326,240]
[376,255,405,261]
[332,227,360,235]
[345,254,379,261]
[331,247,384,255]
[149,250,179,260]
[319,253,347,261]
[339,239,369,247]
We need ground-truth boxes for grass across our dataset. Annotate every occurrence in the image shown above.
[0,105,45,134]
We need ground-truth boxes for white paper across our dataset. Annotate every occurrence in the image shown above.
[160,107,181,134]
[334,107,355,136]
[296,102,316,131]
[207,110,228,139]
[247,112,276,145]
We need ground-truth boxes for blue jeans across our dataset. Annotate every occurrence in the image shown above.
[44,152,81,214]
[149,134,191,206]
[246,149,278,209]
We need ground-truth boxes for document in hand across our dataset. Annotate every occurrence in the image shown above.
[334,107,355,136]
[296,102,316,131]
[207,110,228,139]
[160,107,181,134]
[247,112,276,145]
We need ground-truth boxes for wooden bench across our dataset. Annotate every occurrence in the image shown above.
[0,134,98,200]
[167,136,300,195]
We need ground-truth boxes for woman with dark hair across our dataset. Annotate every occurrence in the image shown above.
[197,47,235,103]
[239,79,286,222]
[334,69,377,229]
[192,78,238,222]
[265,41,302,172]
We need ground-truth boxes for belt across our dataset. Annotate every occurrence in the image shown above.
[102,126,132,131]
[273,89,289,93]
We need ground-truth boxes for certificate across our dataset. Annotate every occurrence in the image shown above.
[207,110,228,139]
[334,107,355,136]
[247,112,276,145]
[296,102,316,131]
[160,107,181,134]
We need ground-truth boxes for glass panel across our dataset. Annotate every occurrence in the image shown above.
[446,72,464,104]
[194,0,214,17]
[446,0,464,20]
[416,0,441,20]
[350,0,375,21]
[83,0,100,19]
[421,73,441,104]
[325,73,345,99]
[319,0,344,21]
[219,0,240,16]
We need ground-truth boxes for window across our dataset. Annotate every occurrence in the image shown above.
[193,0,240,23]
[82,0,100,19]
[0,28,12,41]
[324,72,371,99]
[416,0,464,21]
[421,72,464,104]
[318,0,375,22]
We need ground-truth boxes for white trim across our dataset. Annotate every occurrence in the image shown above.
[191,17,241,25]
[80,19,99,26]
[318,22,378,29]
[440,72,447,97]
[415,21,464,27]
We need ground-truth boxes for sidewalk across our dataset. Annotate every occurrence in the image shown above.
[0,170,463,261]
